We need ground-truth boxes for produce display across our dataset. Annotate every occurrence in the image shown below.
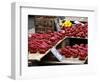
[58,44,88,60]
[28,23,88,54]
[28,15,88,66]
[28,30,65,54]
[62,23,88,38]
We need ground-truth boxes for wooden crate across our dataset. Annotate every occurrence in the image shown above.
[34,16,55,33]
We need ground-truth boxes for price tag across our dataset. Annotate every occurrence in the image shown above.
[51,47,63,61]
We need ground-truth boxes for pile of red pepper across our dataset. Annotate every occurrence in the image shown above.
[28,23,88,54]
[58,44,88,60]
[62,23,88,38]
[28,30,66,54]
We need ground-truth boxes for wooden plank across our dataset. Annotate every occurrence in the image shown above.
[44,56,88,64]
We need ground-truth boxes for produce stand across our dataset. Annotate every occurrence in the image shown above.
[28,36,67,61]
[28,37,88,65]
[28,15,88,66]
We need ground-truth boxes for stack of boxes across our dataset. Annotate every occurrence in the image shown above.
[34,16,56,33]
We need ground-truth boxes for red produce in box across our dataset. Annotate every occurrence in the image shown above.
[59,30,66,35]
[66,33,72,37]
[79,51,87,58]
[38,42,50,54]
[65,46,71,49]
[72,49,78,54]
[80,44,84,47]
[39,42,49,49]
[50,36,59,44]
[85,44,88,47]
[71,32,77,37]
[43,34,50,40]
[72,54,78,58]
[75,24,82,27]
[41,43,47,48]
[60,48,66,54]
[54,35,61,40]
[70,28,75,33]
[45,40,52,46]
[76,33,81,37]
[29,48,37,53]
[57,44,87,59]
[50,33,54,37]
[61,48,67,52]
[50,37,56,42]
[79,56,86,60]
[63,48,72,58]
[72,44,79,49]
[38,49,47,54]
[28,44,37,53]
[56,32,63,37]
[64,52,72,58]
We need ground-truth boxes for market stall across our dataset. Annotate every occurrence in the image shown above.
[28,15,88,66]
